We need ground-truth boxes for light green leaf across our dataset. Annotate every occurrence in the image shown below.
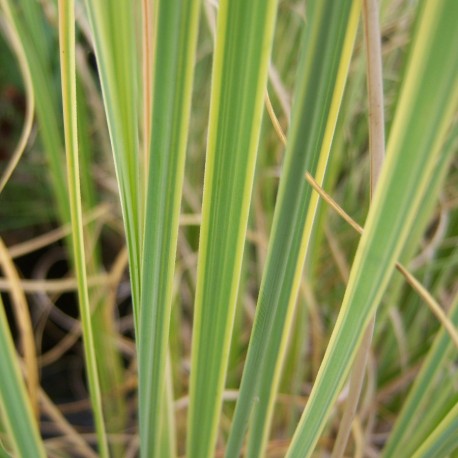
[412,401,458,458]
[84,0,142,326]
[0,296,45,458]
[57,1,108,455]
[226,2,360,456]
[186,1,279,456]
[383,293,458,457]
[138,1,200,457]
[286,0,458,455]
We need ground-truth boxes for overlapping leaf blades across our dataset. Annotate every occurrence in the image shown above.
[287,0,458,455]
[0,295,45,457]
[0,0,456,456]
[58,1,108,455]
[186,1,279,456]
[84,0,142,325]
[225,1,360,456]
[138,1,200,456]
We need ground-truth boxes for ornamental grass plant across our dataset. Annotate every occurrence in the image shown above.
[0,0,457,457]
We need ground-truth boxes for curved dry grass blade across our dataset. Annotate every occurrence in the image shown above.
[374,122,457,377]
[1,0,69,221]
[8,205,111,259]
[0,6,34,194]
[0,239,39,418]
[0,275,109,294]
[186,1,279,456]
[211,97,458,351]
[286,0,458,455]
[332,0,385,455]
[303,174,458,350]
[1,6,125,443]
[39,390,97,458]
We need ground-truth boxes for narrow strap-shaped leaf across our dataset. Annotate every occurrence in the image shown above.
[58,1,108,455]
[76,73,128,453]
[286,0,458,455]
[1,0,69,221]
[330,1,385,455]
[225,2,360,456]
[382,293,458,457]
[376,127,457,374]
[0,296,45,458]
[2,4,127,450]
[186,1,279,456]
[411,400,458,458]
[84,0,142,326]
[138,1,200,456]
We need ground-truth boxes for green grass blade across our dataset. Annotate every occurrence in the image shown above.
[58,1,108,455]
[1,0,69,221]
[376,123,457,384]
[331,1,385,455]
[1,4,128,451]
[159,355,177,458]
[407,389,458,457]
[286,0,458,455]
[186,1,279,456]
[225,2,360,456]
[84,0,142,326]
[376,127,457,377]
[0,443,10,458]
[0,296,45,458]
[412,401,458,458]
[0,3,34,195]
[382,293,458,457]
[138,1,200,456]
[76,73,128,454]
